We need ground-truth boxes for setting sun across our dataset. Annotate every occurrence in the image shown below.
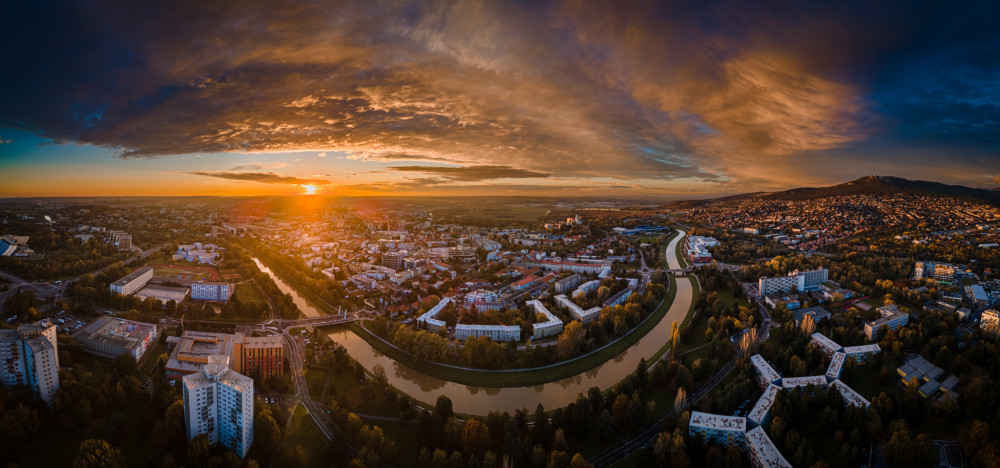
[301,184,318,195]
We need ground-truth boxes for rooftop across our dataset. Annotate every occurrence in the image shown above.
[751,354,781,384]
[781,375,828,389]
[689,411,746,431]
[748,384,781,425]
[746,426,793,468]
[831,380,870,408]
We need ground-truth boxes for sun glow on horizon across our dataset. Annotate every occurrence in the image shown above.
[301,184,318,195]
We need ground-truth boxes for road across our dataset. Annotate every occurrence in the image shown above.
[0,243,169,310]
[282,329,359,458]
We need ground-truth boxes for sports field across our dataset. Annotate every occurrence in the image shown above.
[139,264,220,281]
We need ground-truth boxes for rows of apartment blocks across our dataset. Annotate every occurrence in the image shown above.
[690,340,878,468]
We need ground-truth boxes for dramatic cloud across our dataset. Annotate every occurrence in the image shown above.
[2,0,999,192]
[187,171,330,185]
[386,165,550,182]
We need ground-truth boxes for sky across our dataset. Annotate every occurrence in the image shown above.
[1,0,999,198]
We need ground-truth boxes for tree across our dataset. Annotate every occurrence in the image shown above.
[255,408,281,458]
[187,434,210,467]
[800,314,816,336]
[670,321,680,355]
[73,439,124,468]
[557,321,585,360]
[163,400,186,447]
[569,453,593,468]
[113,353,137,377]
[674,387,687,414]
[436,395,454,421]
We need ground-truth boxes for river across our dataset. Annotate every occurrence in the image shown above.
[252,230,692,415]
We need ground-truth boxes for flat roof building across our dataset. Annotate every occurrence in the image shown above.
[528,300,563,340]
[810,332,841,357]
[110,267,154,296]
[746,426,793,468]
[0,322,59,408]
[554,294,603,324]
[831,380,870,408]
[183,357,254,458]
[417,297,451,333]
[748,384,781,427]
[825,352,846,381]
[166,331,283,382]
[751,354,781,389]
[455,324,521,342]
[842,344,881,363]
[689,412,747,447]
[864,304,909,340]
[191,281,234,302]
[781,375,828,390]
[73,316,159,361]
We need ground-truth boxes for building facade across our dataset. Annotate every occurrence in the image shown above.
[528,300,563,340]
[454,324,521,342]
[553,274,582,294]
[864,304,909,340]
[982,309,1000,340]
[110,267,154,296]
[183,358,254,458]
[0,322,60,408]
[191,281,234,301]
[688,412,747,447]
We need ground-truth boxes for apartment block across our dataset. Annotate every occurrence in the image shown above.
[0,322,60,408]
[183,357,254,458]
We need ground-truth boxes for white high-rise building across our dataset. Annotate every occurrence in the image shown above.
[0,322,60,408]
[182,356,254,458]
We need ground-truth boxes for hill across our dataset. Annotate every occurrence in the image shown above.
[671,176,1000,207]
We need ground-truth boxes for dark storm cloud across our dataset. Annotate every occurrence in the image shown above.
[187,171,329,185]
[1,0,999,188]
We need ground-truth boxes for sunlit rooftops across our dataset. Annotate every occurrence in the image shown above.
[689,411,746,431]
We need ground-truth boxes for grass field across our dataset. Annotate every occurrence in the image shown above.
[234,282,264,303]
[139,341,167,375]
[143,263,219,281]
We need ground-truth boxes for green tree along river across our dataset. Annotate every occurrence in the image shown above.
[253,231,693,415]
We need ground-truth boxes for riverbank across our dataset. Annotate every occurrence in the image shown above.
[343,271,679,387]
[246,232,689,388]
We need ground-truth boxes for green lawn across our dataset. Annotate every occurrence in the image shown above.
[714,289,750,309]
[139,341,167,375]
[283,405,332,468]
[234,282,264,304]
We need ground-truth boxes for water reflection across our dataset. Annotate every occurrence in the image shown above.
[251,231,692,415]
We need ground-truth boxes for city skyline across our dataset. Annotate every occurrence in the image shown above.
[2,1,999,197]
